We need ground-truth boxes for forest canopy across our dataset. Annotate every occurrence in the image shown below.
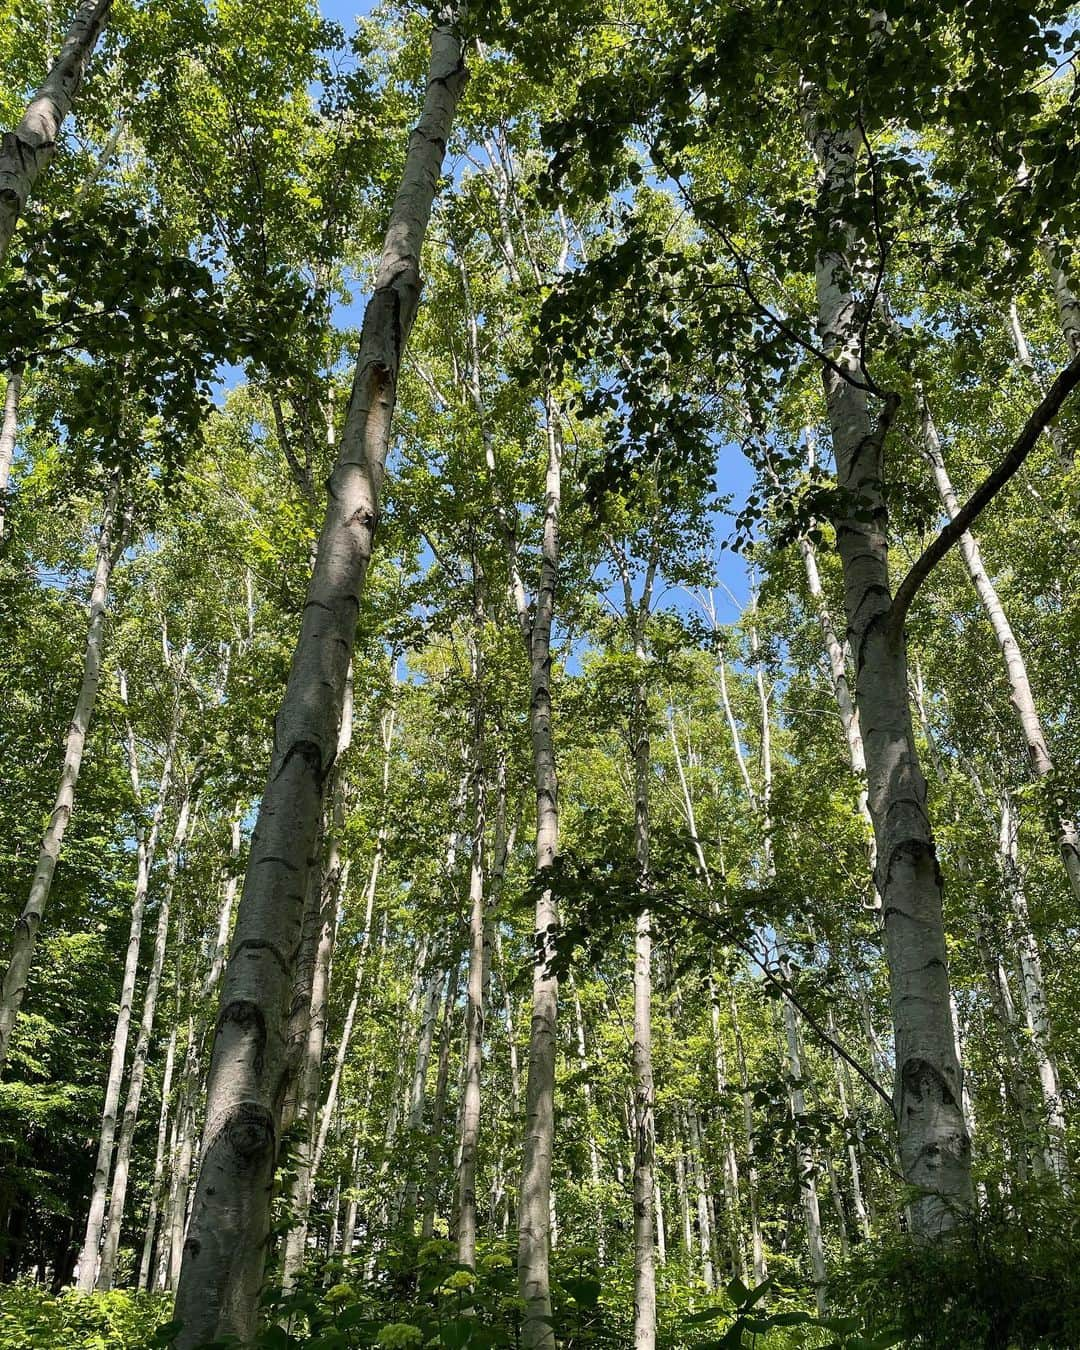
[2,0,1080,1346]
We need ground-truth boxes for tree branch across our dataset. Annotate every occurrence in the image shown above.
[890,351,1080,630]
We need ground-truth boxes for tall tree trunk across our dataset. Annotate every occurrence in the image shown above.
[310,707,394,1186]
[805,106,973,1233]
[172,14,466,1338]
[77,673,177,1290]
[0,0,113,262]
[685,1108,714,1292]
[421,962,461,1240]
[631,677,656,1347]
[456,699,488,1269]
[281,667,353,1285]
[137,1024,177,1290]
[570,981,604,1259]
[917,388,1080,906]
[999,793,1068,1181]
[0,363,23,540]
[0,482,119,1069]
[516,402,563,1350]
[1040,237,1080,358]
[97,784,197,1289]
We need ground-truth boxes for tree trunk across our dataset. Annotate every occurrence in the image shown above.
[1040,237,1080,358]
[0,363,23,540]
[806,107,973,1233]
[97,784,197,1289]
[629,656,656,1348]
[999,793,1068,1181]
[137,1024,176,1290]
[0,482,119,1068]
[516,401,563,1350]
[686,1108,714,1292]
[172,14,466,1338]
[421,961,461,1240]
[281,669,352,1284]
[456,718,487,1268]
[0,0,113,262]
[917,387,1080,906]
[77,674,177,1290]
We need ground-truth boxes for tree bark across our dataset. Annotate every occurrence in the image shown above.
[456,698,488,1269]
[0,481,119,1069]
[77,676,177,1290]
[97,783,197,1289]
[172,12,466,1337]
[516,402,563,1350]
[421,961,461,1240]
[0,0,113,262]
[137,1023,177,1290]
[0,363,23,540]
[805,106,973,1233]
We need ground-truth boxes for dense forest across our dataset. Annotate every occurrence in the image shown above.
[2,0,1080,1346]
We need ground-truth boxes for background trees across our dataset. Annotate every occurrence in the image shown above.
[1,2,1080,1348]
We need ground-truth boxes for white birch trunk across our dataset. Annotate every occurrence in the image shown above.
[421,962,461,1240]
[76,678,176,1290]
[282,671,353,1284]
[456,738,487,1268]
[137,1024,176,1290]
[0,364,23,540]
[806,107,973,1231]
[0,0,113,262]
[1041,238,1080,358]
[0,483,119,1068]
[999,794,1068,1181]
[173,14,466,1338]
[97,786,196,1289]
[686,1108,714,1292]
[516,406,563,1350]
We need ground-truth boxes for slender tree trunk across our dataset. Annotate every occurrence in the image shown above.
[674,1141,693,1255]
[1040,237,1080,358]
[0,0,113,262]
[917,388,1080,906]
[0,482,119,1068]
[570,981,604,1259]
[628,653,657,1348]
[709,986,746,1281]
[97,785,196,1289]
[77,676,177,1290]
[685,1108,714,1292]
[806,107,973,1232]
[340,1120,362,1255]
[777,949,827,1313]
[516,400,563,1350]
[999,794,1068,1181]
[456,717,487,1268]
[0,363,23,540]
[137,1024,177,1290]
[172,15,466,1339]
[421,962,461,1240]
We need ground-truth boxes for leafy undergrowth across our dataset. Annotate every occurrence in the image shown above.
[0,1280,172,1348]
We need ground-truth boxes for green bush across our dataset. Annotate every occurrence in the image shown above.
[0,1281,172,1349]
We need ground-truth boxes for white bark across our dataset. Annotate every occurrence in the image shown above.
[999,794,1068,1182]
[0,483,119,1069]
[282,670,353,1284]
[421,961,461,1240]
[805,105,972,1232]
[97,785,196,1289]
[77,678,177,1290]
[173,12,466,1337]
[0,364,23,540]
[0,0,113,262]
[686,1108,714,1292]
[137,1024,176,1290]
[1041,238,1080,358]
[456,732,487,1268]
[516,403,563,1350]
